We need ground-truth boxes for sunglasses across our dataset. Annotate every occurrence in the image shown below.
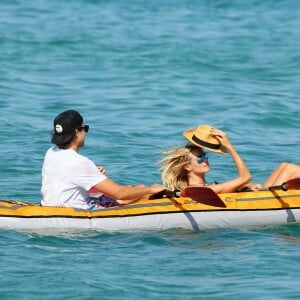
[197,151,209,163]
[78,125,89,133]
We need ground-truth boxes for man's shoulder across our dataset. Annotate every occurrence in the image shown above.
[45,146,94,166]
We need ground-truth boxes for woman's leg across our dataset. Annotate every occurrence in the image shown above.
[262,162,300,187]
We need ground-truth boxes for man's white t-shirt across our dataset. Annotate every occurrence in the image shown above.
[41,146,107,209]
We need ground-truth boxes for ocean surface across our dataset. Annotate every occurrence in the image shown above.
[1,0,300,299]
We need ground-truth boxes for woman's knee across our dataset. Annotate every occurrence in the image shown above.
[282,162,290,167]
[276,162,289,171]
[280,162,300,174]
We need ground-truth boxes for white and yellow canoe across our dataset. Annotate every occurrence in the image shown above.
[0,182,300,232]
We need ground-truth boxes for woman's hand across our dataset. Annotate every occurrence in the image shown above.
[247,183,262,191]
[207,126,252,193]
[238,183,262,192]
[210,127,232,151]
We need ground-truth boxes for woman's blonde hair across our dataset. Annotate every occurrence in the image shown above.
[160,145,196,191]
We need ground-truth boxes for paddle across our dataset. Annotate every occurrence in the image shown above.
[151,186,227,208]
[259,178,300,191]
[90,186,227,208]
[181,186,227,208]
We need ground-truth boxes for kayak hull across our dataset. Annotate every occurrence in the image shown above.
[1,189,300,232]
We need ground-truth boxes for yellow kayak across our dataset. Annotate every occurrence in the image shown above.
[0,186,300,232]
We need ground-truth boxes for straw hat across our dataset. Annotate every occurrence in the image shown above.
[183,124,226,154]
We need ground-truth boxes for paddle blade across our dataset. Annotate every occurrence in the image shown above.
[181,186,226,208]
[282,178,300,190]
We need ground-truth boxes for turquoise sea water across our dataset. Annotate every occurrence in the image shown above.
[0,0,300,299]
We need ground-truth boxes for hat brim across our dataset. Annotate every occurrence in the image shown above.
[183,129,226,154]
[51,132,74,145]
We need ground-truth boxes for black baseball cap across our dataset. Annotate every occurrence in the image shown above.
[51,110,83,145]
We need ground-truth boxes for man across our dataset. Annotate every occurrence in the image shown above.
[41,110,164,209]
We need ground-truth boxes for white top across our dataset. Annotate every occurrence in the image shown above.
[41,146,107,209]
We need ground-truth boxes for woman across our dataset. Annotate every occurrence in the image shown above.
[41,110,165,210]
[160,125,252,193]
[160,124,300,193]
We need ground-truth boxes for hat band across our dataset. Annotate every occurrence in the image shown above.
[192,135,221,150]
